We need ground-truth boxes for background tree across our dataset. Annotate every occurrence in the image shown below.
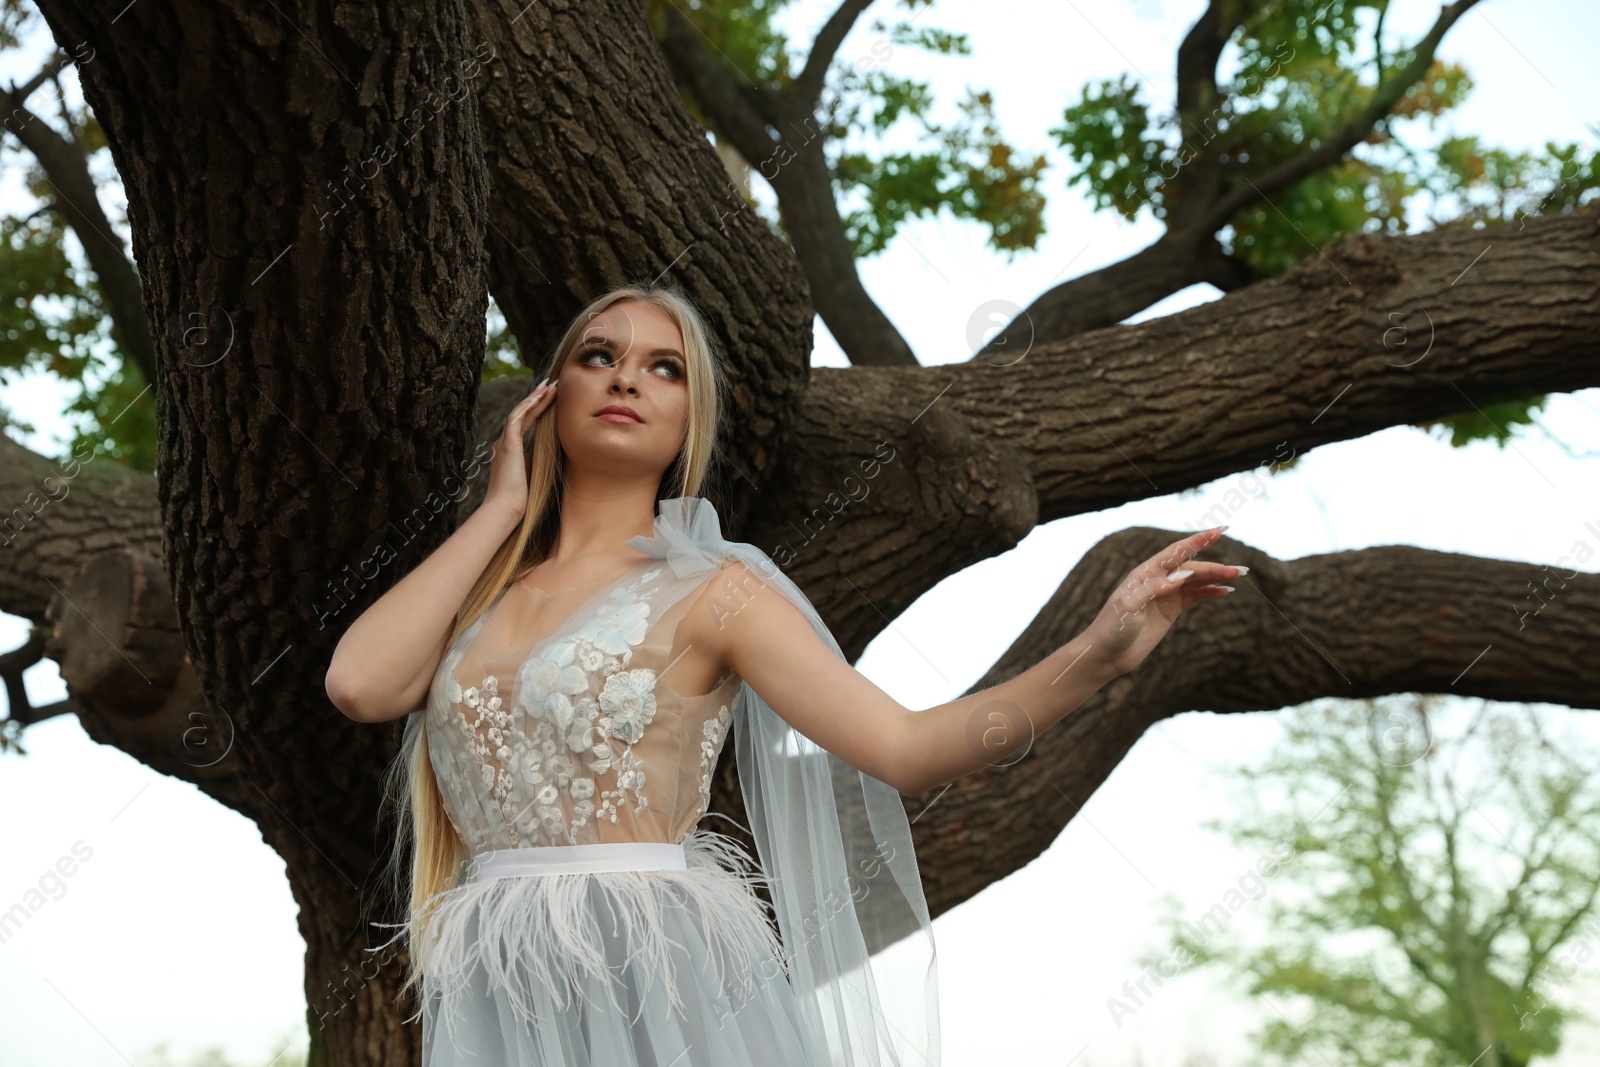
[0,0,1596,1062]
[1140,696,1600,1067]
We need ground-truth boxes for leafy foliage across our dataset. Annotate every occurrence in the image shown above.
[1417,394,1548,450]
[1051,4,1492,257]
[0,213,97,423]
[834,88,1048,258]
[0,211,156,470]
[480,299,527,384]
[1048,0,1594,446]
[652,0,1049,260]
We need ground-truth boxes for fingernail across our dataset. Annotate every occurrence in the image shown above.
[1170,569,1194,581]
[535,376,549,389]
[1233,565,1250,575]
[1218,585,1235,593]
[1216,524,1230,533]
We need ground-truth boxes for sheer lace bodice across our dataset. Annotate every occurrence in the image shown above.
[426,555,741,852]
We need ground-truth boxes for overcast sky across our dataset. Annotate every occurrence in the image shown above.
[3,2,1598,1065]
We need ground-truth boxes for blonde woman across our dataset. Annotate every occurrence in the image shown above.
[325,282,1242,1066]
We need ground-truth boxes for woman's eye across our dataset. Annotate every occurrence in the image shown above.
[577,348,683,380]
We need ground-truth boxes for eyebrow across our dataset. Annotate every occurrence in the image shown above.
[585,336,685,361]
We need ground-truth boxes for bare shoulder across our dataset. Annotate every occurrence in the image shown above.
[681,556,805,660]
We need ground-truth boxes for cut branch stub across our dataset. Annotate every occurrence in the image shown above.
[42,547,248,792]
[44,547,184,716]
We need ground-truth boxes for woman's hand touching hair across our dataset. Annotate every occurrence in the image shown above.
[482,376,558,526]
[327,376,559,724]
[1080,527,1247,679]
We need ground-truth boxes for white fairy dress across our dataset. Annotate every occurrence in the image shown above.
[372,496,941,1066]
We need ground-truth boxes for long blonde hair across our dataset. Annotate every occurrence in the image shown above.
[373,282,729,1005]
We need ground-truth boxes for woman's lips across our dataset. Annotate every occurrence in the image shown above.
[596,412,642,424]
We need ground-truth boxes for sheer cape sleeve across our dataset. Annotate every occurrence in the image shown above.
[625,496,941,1067]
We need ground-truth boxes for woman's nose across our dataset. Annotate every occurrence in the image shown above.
[610,362,641,393]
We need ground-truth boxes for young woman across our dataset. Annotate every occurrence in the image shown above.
[325,282,1243,1066]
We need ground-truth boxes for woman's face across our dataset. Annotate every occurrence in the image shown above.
[552,300,691,479]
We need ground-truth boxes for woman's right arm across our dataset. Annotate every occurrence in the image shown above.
[325,377,558,723]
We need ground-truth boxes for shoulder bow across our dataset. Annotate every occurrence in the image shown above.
[624,495,730,580]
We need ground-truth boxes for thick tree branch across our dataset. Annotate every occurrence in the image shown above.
[902,530,1600,918]
[9,50,68,99]
[656,4,920,366]
[1173,0,1241,118]
[973,228,1253,358]
[1164,0,1247,232]
[984,0,1482,356]
[755,206,1600,658]
[0,428,163,619]
[656,7,782,168]
[787,0,876,111]
[769,133,921,365]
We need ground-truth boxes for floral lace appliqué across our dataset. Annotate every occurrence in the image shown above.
[694,703,733,818]
[601,669,658,743]
[441,565,671,842]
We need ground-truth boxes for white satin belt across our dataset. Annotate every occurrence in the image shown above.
[470,840,688,882]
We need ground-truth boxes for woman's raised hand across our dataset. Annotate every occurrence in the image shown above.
[1080,527,1247,679]
[481,377,558,526]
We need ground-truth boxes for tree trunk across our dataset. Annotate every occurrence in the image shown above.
[30,1,498,1062]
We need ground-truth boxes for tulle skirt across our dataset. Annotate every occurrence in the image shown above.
[407,828,833,1066]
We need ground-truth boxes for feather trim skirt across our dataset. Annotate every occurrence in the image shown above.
[375,828,832,1066]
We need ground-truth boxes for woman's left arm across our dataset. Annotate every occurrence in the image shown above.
[699,527,1242,798]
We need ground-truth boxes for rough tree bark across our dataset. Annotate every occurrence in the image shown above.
[27,1,501,1062]
[8,0,1597,1062]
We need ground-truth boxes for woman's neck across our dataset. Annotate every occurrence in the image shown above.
[546,478,661,565]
